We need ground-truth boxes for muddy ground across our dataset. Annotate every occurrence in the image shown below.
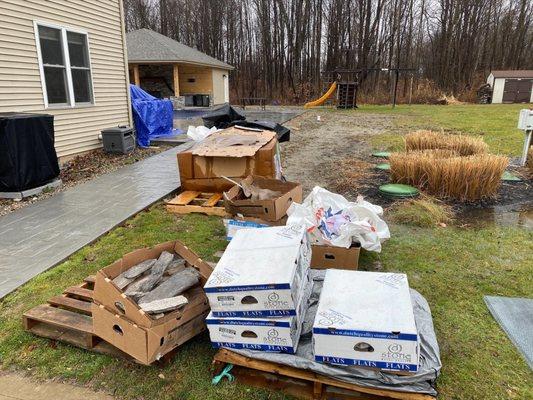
[282,109,394,195]
[281,109,533,227]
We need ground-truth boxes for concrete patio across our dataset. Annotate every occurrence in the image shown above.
[0,143,192,299]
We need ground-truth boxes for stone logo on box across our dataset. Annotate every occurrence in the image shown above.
[263,328,288,345]
[381,343,412,363]
[263,292,289,309]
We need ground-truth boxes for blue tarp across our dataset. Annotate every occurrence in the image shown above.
[130,84,173,147]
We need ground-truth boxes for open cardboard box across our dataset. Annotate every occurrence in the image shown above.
[223,176,302,221]
[310,243,361,270]
[177,127,281,192]
[93,240,212,329]
[92,300,209,365]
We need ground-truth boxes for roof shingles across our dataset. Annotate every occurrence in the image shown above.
[126,29,233,70]
[490,70,533,79]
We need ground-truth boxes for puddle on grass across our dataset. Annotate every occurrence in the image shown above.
[457,204,533,229]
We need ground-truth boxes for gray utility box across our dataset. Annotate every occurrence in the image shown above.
[101,126,135,154]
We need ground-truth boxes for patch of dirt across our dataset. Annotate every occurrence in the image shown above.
[281,110,533,225]
[0,146,171,217]
[282,109,396,197]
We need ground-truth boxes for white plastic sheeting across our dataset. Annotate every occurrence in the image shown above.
[186,125,218,142]
[286,186,390,252]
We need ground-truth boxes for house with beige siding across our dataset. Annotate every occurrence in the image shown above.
[0,0,131,160]
[127,29,233,106]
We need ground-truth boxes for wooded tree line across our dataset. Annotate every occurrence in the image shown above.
[124,0,533,103]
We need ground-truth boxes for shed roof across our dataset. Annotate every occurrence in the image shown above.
[126,29,233,70]
[490,70,533,79]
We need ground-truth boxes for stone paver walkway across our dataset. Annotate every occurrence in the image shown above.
[0,144,191,299]
[0,372,113,400]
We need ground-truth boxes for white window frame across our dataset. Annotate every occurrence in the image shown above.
[34,21,95,109]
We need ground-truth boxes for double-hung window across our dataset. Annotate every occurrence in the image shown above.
[35,22,94,107]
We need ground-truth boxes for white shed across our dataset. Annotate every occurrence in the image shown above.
[487,70,533,104]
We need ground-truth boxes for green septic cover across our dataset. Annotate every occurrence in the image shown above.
[372,151,391,158]
[376,163,391,170]
[379,183,419,197]
[501,171,522,182]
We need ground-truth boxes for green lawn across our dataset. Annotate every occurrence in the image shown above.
[360,104,527,155]
[1,205,532,400]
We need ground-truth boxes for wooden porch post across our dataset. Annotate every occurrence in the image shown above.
[173,64,180,96]
[133,65,140,86]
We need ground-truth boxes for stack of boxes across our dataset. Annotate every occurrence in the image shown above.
[204,226,311,354]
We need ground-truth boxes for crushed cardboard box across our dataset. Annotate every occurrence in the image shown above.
[223,176,302,221]
[177,127,282,192]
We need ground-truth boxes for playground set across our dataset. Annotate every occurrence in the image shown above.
[304,67,417,109]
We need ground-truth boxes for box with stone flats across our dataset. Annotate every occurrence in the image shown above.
[313,270,420,374]
[204,225,311,318]
[205,275,311,353]
[93,240,212,329]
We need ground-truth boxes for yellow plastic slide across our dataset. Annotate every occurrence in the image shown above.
[304,82,337,108]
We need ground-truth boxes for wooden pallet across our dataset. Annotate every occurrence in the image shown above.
[22,276,178,364]
[213,349,435,400]
[166,191,228,217]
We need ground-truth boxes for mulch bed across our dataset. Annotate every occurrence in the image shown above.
[0,146,171,217]
[331,157,533,213]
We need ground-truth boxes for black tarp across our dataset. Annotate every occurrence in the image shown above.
[202,104,246,129]
[0,113,60,192]
[202,104,290,142]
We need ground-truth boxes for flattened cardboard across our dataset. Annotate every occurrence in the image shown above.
[223,176,303,221]
[93,240,212,328]
[92,303,208,365]
[178,136,279,192]
[191,128,275,157]
[310,243,360,270]
[313,270,419,373]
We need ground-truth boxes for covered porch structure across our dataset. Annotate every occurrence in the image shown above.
[127,29,233,106]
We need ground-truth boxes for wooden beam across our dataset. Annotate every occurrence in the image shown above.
[133,64,140,86]
[173,64,180,96]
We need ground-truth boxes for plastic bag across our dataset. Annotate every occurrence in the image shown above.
[286,186,390,252]
[186,125,218,142]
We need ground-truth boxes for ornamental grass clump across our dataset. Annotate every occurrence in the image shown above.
[390,150,508,201]
[405,130,489,156]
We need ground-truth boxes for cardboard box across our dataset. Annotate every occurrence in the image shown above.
[92,302,209,365]
[223,176,302,221]
[205,277,310,354]
[313,270,419,373]
[204,226,311,318]
[93,240,212,328]
[177,127,282,192]
[310,243,361,270]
